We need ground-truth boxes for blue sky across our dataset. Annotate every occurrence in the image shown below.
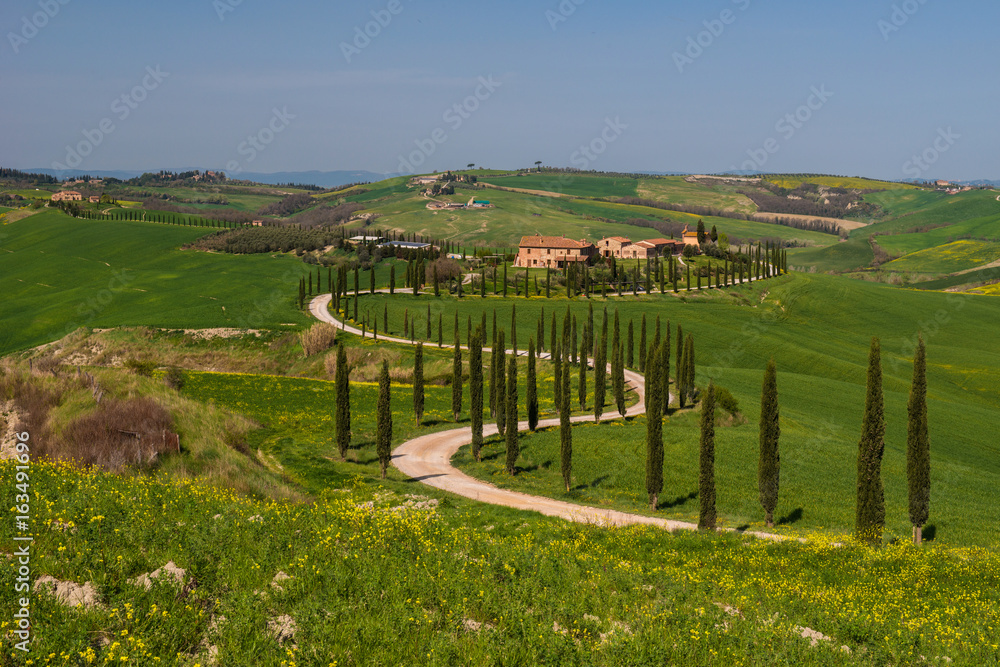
[2,0,996,180]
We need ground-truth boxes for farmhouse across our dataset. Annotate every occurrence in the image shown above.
[348,235,387,245]
[51,190,82,201]
[515,235,596,269]
[597,236,681,259]
[467,197,493,208]
[681,225,700,250]
[411,176,439,186]
[88,195,101,203]
[379,240,433,251]
[596,236,632,258]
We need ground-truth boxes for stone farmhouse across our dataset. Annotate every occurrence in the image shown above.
[681,225,701,250]
[51,190,83,201]
[515,235,597,269]
[596,236,682,259]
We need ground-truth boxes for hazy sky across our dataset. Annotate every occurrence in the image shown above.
[2,0,996,180]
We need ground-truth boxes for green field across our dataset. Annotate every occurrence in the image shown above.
[353,272,1000,547]
[0,210,312,353]
[882,240,1000,274]
[637,176,758,214]
[765,175,919,191]
[480,173,640,198]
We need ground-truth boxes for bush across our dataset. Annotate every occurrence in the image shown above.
[300,322,338,357]
[124,358,156,377]
[682,244,697,258]
[713,385,740,416]
[164,366,185,390]
[60,397,176,471]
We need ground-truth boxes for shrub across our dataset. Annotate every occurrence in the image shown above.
[713,385,740,416]
[60,397,177,471]
[124,358,156,377]
[300,322,338,357]
[164,366,185,390]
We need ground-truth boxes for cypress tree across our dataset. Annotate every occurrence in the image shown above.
[639,314,647,372]
[489,330,499,418]
[578,341,587,409]
[454,311,460,344]
[550,311,557,359]
[546,266,551,298]
[470,330,484,460]
[527,337,538,431]
[660,323,671,415]
[503,263,508,297]
[758,358,780,528]
[698,380,717,530]
[553,342,563,410]
[370,266,375,294]
[645,341,663,509]
[571,315,578,365]
[376,361,393,479]
[907,335,929,545]
[627,319,634,369]
[676,325,685,408]
[335,344,351,460]
[433,264,440,297]
[560,348,572,492]
[594,308,608,421]
[856,337,886,545]
[413,342,425,425]
[496,330,507,436]
[426,304,432,339]
[354,267,359,297]
[614,335,626,418]
[438,313,443,348]
[505,356,519,474]
[452,332,463,421]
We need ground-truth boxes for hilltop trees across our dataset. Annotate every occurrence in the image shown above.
[335,344,351,460]
[376,361,393,479]
[856,337,886,545]
[759,359,780,528]
[907,336,930,545]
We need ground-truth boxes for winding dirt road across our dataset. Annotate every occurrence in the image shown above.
[310,293,784,539]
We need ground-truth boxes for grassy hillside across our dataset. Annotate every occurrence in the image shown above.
[0,210,312,353]
[361,273,1000,546]
[765,175,919,191]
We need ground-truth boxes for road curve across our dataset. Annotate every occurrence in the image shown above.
[310,293,785,540]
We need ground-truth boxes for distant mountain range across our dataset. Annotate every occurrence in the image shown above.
[25,169,392,189]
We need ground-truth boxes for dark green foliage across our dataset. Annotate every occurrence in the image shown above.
[660,323,671,415]
[376,361,393,479]
[389,264,396,294]
[489,329,500,417]
[527,338,538,432]
[714,386,740,416]
[433,264,440,297]
[578,346,587,409]
[560,349,572,492]
[626,320,634,369]
[452,332,463,421]
[505,357,518,475]
[553,342,563,410]
[426,304,432,339]
[758,359,780,528]
[438,313,443,348]
[907,336,930,544]
[335,344,351,460]
[856,337,886,545]
[699,380,717,530]
[645,341,663,510]
[413,342,425,426]
[496,330,507,436]
[595,309,608,421]
[639,314,647,372]
[470,332,484,461]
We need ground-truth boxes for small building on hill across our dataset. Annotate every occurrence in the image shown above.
[379,240,433,251]
[597,236,632,258]
[52,190,82,201]
[348,235,387,245]
[515,235,596,269]
[88,195,101,203]
[681,225,700,251]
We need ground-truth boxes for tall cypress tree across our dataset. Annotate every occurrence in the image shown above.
[613,335,626,418]
[376,361,393,479]
[553,342,563,410]
[660,324,671,415]
[758,358,780,528]
[470,330,484,460]
[438,313,443,348]
[433,264,440,296]
[856,337,886,545]
[452,332,463,421]
[527,338,538,431]
[678,328,687,409]
[496,330,507,436]
[560,349,572,492]
[537,313,544,354]
[550,311,557,359]
[626,319,634,369]
[426,304,432,339]
[504,357,518,474]
[639,314,647,372]
[907,335,930,545]
[335,343,351,460]
[594,308,608,421]
[389,264,396,294]
[413,342,425,426]
[698,380,717,530]
[645,341,663,509]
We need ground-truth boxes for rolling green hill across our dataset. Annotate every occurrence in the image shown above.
[0,210,312,353]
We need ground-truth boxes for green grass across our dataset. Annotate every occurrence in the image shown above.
[361,273,1000,547]
[3,457,1000,664]
[0,210,313,353]
[480,173,640,198]
[765,175,919,191]
[637,176,758,214]
[882,240,1000,274]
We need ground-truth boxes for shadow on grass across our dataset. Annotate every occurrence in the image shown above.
[923,524,936,542]
[778,507,804,526]
[573,475,609,491]
[658,489,697,510]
